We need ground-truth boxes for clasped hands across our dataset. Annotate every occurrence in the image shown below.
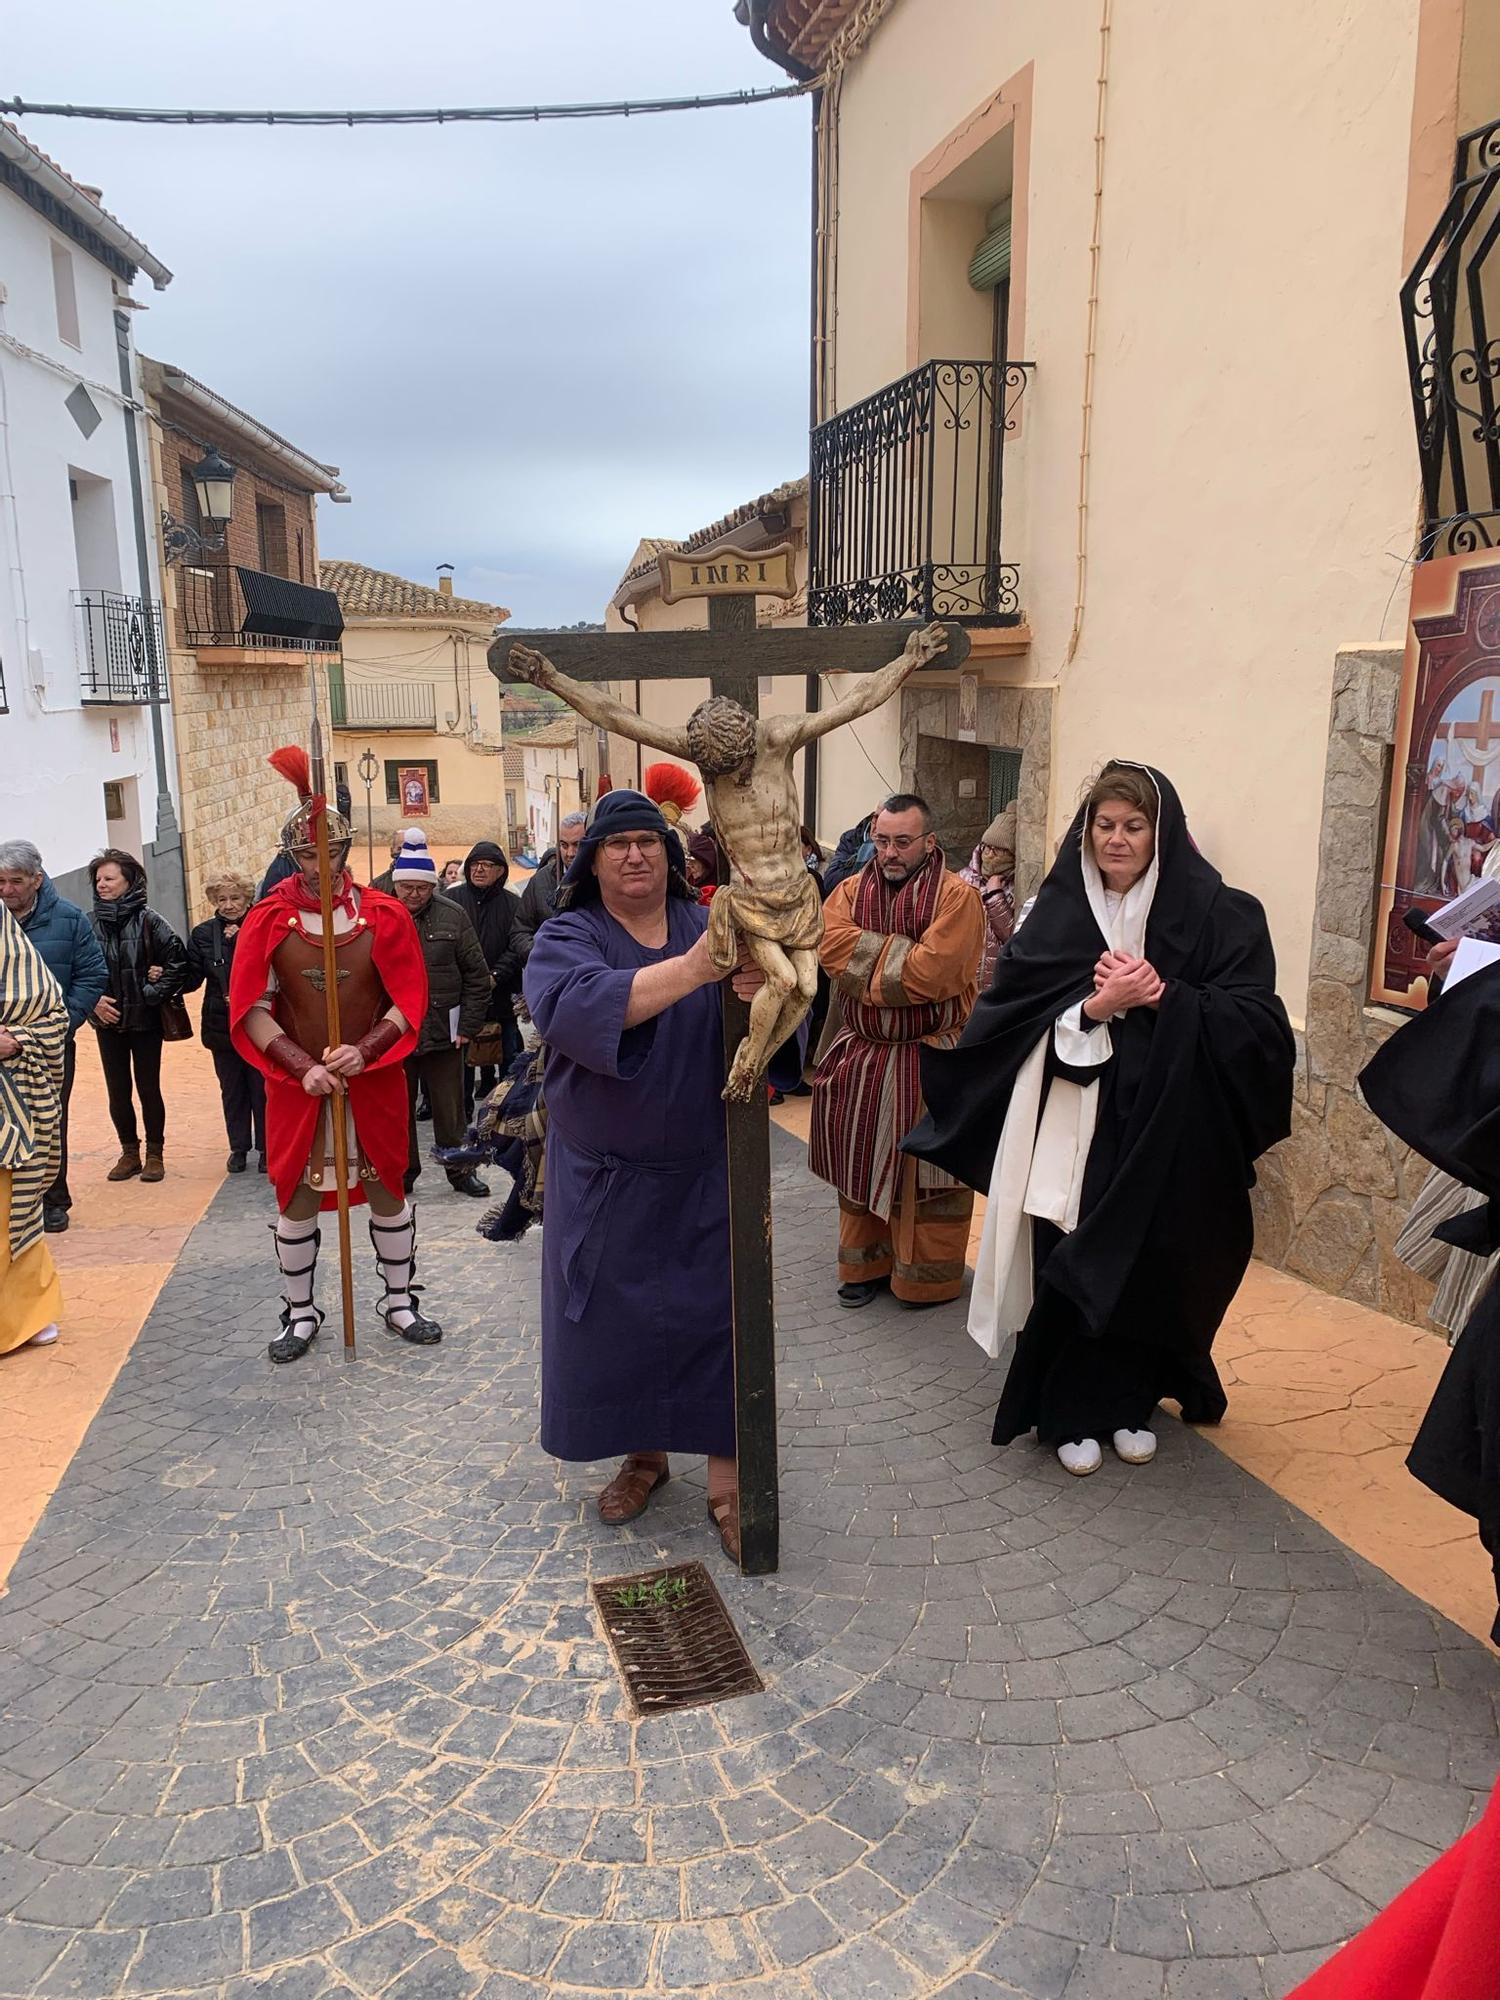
[301,1044,367,1096]
[1082,947,1164,1023]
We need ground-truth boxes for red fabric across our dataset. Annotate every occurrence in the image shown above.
[1288,1779,1500,1999]
[228,881,427,1210]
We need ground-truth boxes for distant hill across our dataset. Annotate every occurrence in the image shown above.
[501,685,570,735]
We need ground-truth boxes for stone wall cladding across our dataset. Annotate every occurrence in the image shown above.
[1250,644,1439,1327]
[898,679,1054,899]
[170,659,335,914]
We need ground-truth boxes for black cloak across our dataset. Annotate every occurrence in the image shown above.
[1359,973,1500,1642]
[903,763,1295,1442]
[448,841,523,1008]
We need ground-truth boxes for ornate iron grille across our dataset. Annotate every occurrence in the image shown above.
[809,357,1031,627]
[1402,117,1500,558]
[73,591,167,704]
[179,565,342,653]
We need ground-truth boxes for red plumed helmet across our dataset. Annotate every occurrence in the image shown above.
[643,761,701,827]
[268,745,312,799]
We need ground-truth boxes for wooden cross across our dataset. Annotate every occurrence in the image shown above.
[490,589,970,1576]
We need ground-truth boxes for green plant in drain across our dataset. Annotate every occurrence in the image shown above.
[614,1576,690,1612]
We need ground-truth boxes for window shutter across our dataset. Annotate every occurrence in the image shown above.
[968,201,1012,293]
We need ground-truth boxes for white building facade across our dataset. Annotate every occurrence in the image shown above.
[0,123,184,929]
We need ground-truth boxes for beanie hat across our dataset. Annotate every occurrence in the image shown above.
[392,828,438,886]
[982,804,1017,855]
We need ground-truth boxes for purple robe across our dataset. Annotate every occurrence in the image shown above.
[523,898,734,1462]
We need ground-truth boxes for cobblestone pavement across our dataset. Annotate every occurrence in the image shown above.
[1,1130,1496,2000]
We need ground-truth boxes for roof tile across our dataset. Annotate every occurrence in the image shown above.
[321,559,509,625]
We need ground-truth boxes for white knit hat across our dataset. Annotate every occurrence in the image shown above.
[392,828,437,885]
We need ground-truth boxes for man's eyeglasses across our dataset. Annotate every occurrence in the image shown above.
[601,833,665,858]
[873,834,928,852]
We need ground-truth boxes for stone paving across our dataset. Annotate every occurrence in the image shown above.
[0,1129,1496,2000]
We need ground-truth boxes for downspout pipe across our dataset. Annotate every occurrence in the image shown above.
[734,1,817,82]
[114,307,186,933]
[803,82,823,836]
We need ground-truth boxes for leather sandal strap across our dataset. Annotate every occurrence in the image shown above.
[598,1456,667,1523]
[706,1491,741,1563]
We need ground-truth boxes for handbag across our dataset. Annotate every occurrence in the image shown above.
[158,995,195,1043]
[465,1022,508,1067]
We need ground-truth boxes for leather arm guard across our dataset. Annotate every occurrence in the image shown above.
[264,1034,317,1082]
[355,1017,404,1069]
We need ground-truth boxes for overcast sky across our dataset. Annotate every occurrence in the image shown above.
[7,3,811,624]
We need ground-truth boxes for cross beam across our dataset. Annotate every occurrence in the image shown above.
[488,621,972,684]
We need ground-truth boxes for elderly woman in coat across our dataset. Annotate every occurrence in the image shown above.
[0,903,69,1354]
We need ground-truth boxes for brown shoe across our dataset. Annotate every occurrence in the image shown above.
[140,1148,165,1183]
[597,1454,669,1525]
[707,1491,741,1564]
[107,1146,142,1182]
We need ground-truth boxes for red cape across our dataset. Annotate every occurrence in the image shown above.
[1289,1778,1500,2000]
[228,881,427,1210]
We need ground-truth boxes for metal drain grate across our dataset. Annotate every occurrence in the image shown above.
[591,1560,764,1715]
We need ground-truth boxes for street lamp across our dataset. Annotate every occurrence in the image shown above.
[190,445,236,528]
[357,748,380,883]
[161,445,238,566]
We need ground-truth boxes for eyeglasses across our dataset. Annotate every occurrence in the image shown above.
[601,833,664,858]
[872,834,928,852]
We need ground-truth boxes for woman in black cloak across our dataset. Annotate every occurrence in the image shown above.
[904,762,1294,1476]
[1359,962,1500,1644]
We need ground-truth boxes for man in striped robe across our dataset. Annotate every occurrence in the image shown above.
[811,795,984,1309]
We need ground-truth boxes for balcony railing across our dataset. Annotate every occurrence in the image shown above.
[329,678,437,730]
[809,357,1031,627]
[179,564,343,654]
[74,591,168,704]
[1402,117,1500,558]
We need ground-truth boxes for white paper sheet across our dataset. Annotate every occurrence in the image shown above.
[1443,936,1500,990]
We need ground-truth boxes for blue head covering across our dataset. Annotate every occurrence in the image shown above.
[559,789,691,907]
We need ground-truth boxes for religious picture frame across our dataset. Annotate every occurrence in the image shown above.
[398,766,431,818]
[1371,549,1500,1006]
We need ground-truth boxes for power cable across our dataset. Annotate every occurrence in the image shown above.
[1,84,808,129]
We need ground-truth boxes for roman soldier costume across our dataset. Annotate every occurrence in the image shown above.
[228,748,438,1362]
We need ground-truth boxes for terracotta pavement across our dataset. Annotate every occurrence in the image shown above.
[769,1093,1496,1649]
[1,1017,1491,1651]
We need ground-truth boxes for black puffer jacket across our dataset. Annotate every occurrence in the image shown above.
[89,883,188,1035]
[182,914,247,1053]
[447,842,523,1019]
[405,891,493,1054]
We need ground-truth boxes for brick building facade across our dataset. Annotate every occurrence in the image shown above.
[142,361,346,911]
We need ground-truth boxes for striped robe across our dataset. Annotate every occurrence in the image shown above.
[811,854,983,1220]
[0,904,68,1261]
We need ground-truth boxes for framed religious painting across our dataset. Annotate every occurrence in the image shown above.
[397,766,431,818]
[1372,549,1500,1006]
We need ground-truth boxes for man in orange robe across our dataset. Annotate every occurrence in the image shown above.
[811,793,983,1308]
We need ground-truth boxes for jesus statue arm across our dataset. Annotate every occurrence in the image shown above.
[507,644,692,758]
[767,621,949,752]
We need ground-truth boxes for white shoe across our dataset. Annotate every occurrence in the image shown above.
[1112,1427,1157,1465]
[1057,1438,1102,1476]
[27,1323,60,1347]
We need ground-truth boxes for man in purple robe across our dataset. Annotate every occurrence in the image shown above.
[523,789,762,1562]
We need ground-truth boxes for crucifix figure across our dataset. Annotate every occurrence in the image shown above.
[493,596,969,1575]
[507,619,951,1100]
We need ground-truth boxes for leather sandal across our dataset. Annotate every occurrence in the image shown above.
[706,1491,741,1564]
[597,1455,669,1525]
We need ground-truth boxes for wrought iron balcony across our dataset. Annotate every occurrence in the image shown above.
[809,357,1031,627]
[329,677,437,731]
[1402,116,1500,558]
[74,591,168,704]
[178,564,343,654]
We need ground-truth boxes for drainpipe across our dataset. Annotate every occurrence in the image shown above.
[802,82,824,837]
[114,308,185,927]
